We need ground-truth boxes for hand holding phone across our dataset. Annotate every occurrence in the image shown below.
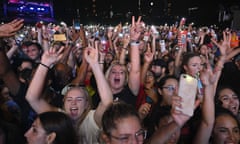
[177,74,198,116]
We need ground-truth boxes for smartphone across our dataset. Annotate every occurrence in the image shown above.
[177,74,198,116]
[118,33,123,38]
[179,30,187,48]
[160,40,166,52]
[143,35,149,42]
[73,19,80,30]
[53,34,67,41]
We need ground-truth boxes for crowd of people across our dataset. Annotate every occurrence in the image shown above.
[0,15,240,144]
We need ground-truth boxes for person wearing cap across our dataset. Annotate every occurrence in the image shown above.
[151,58,167,82]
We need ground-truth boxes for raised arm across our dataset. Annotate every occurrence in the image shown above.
[128,16,142,95]
[119,33,130,65]
[25,46,64,114]
[0,40,20,96]
[193,62,216,144]
[140,43,154,83]
[84,46,113,127]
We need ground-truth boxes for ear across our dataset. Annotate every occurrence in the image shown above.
[100,133,111,144]
[183,65,188,72]
[46,132,56,144]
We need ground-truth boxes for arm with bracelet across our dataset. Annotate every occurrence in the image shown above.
[26,46,64,114]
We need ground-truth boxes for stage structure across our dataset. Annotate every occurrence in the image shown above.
[3,0,54,23]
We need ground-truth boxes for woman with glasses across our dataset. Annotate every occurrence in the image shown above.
[26,45,113,144]
[156,75,179,107]
[142,75,179,139]
[101,102,147,144]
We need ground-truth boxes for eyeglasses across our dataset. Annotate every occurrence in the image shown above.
[162,85,176,91]
[110,129,147,144]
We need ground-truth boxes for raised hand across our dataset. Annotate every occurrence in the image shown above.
[130,16,143,41]
[0,19,24,37]
[171,95,200,127]
[138,103,151,119]
[211,31,230,56]
[41,46,64,67]
[144,43,154,63]
[200,60,216,86]
[84,45,99,66]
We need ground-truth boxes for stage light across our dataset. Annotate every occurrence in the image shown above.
[29,7,34,10]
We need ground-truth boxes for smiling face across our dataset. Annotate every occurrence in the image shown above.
[63,87,89,121]
[144,70,155,88]
[212,114,240,144]
[108,64,127,93]
[218,88,239,116]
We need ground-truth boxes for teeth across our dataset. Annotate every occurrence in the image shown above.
[71,108,78,110]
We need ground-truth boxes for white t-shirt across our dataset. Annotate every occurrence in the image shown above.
[78,110,100,144]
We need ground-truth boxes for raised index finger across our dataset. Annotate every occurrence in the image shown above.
[132,16,135,26]
[137,16,142,24]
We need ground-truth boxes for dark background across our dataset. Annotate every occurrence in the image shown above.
[1,0,240,27]
[52,0,239,26]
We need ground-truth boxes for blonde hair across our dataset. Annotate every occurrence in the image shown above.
[63,86,92,126]
[105,61,129,86]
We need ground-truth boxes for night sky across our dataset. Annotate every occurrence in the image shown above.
[1,0,239,26]
[52,0,239,25]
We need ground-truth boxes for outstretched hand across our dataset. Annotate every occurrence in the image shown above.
[84,45,99,66]
[41,46,64,67]
[0,19,24,37]
[211,31,230,56]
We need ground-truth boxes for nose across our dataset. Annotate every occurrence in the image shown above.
[229,97,235,104]
[24,129,30,138]
[131,137,138,144]
[71,99,77,105]
[173,86,178,95]
[227,131,236,142]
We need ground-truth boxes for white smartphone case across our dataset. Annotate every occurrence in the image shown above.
[178,74,198,116]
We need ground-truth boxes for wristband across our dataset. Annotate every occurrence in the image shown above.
[39,63,50,69]
[130,41,140,46]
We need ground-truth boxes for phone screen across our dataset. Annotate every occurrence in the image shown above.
[177,74,198,116]
[53,34,67,41]
[73,19,80,30]
[160,40,166,52]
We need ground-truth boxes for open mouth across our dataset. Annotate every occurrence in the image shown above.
[230,105,238,114]
[114,78,120,83]
[70,107,78,116]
